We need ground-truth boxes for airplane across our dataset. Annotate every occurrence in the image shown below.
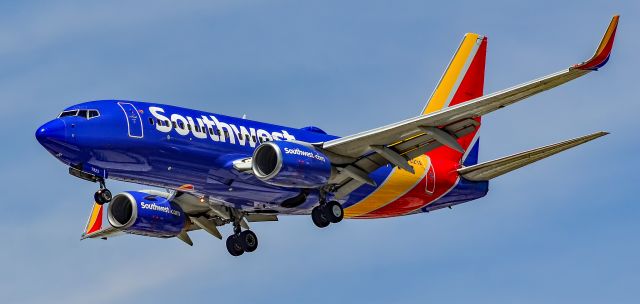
[35,16,618,256]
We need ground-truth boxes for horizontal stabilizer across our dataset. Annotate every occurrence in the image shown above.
[458,132,608,181]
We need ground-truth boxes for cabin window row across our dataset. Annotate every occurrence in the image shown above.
[147,117,272,143]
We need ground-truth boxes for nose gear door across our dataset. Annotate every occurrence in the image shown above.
[118,102,143,138]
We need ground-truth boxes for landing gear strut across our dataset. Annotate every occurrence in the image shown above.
[225,214,259,256]
[311,200,344,228]
[94,179,112,205]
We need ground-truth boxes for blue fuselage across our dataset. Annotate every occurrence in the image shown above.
[36,100,487,216]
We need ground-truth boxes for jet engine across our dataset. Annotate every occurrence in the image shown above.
[252,141,333,188]
[107,191,186,238]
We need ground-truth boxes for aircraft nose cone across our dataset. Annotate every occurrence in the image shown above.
[36,119,66,144]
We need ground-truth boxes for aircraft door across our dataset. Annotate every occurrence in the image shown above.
[425,159,435,195]
[118,102,144,138]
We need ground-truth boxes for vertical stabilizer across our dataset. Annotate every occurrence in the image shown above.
[423,33,487,165]
[423,33,487,115]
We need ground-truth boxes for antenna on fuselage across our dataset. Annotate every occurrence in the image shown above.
[242,114,247,119]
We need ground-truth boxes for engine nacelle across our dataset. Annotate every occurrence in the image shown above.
[107,191,186,238]
[252,141,332,188]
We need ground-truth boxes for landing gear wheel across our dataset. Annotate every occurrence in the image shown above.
[239,230,258,252]
[226,235,244,256]
[94,188,112,205]
[312,206,330,228]
[323,201,344,223]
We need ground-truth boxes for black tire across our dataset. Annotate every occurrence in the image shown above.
[323,201,344,223]
[94,189,112,205]
[239,230,258,252]
[94,191,104,205]
[311,206,330,228]
[101,189,112,202]
[226,235,244,256]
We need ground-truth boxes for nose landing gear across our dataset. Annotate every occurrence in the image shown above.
[94,180,112,205]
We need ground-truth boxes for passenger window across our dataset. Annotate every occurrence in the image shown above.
[187,124,192,131]
[178,122,185,129]
[165,120,170,127]
[149,118,154,125]
[172,121,177,128]
[195,125,201,132]
[252,135,256,142]
[209,128,213,135]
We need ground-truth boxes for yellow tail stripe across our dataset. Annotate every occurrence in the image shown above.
[423,33,480,115]
[344,156,428,218]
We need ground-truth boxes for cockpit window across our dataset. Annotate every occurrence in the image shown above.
[88,110,100,119]
[58,110,78,117]
[58,109,100,119]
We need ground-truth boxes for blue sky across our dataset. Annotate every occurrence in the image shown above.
[1,1,638,303]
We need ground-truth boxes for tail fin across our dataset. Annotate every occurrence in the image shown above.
[423,33,487,115]
[423,33,487,165]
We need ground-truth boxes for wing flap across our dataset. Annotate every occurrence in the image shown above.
[245,214,279,222]
[458,131,608,181]
[330,118,479,197]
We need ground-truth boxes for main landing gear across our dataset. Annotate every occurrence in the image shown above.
[311,201,344,228]
[226,216,258,256]
[94,179,112,205]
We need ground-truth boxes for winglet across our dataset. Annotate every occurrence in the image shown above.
[84,203,103,235]
[573,15,619,71]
